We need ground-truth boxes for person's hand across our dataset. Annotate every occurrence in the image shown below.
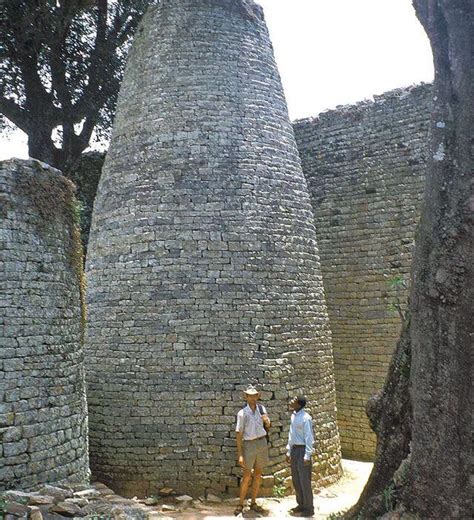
[238,455,246,469]
[286,455,291,464]
[304,458,311,466]
[262,415,270,428]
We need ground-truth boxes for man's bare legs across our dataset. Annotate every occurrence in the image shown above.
[239,468,253,506]
[250,467,263,505]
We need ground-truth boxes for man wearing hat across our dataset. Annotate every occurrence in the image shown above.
[234,385,271,516]
[286,396,315,517]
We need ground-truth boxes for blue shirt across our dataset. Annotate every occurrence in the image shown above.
[286,408,314,461]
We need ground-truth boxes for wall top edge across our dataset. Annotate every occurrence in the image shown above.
[293,83,433,128]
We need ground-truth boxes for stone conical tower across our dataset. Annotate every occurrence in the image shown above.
[86,0,341,497]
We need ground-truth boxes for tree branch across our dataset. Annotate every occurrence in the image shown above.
[0,96,31,133]
[71,0,110,119]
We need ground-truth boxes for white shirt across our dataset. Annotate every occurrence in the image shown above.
[286,408,315,461]
[235,404,267,441]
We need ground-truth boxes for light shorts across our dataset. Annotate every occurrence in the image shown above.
[243,437,269,469]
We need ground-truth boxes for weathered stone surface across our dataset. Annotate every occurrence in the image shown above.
[176,495,193,503]
[86,0,341,497]
[205,493,221,503]
[65,497,89,507]
[37,485,72,502]
[28,506,44,520]
[293,84,431,459]
[158,488,174,497]
[0,482,154,520]
[0,159,89,489]
[73,489,101,500]
[4,500,29,516]
[4,490,32,503]
[29,495,55,506]
[49,501,83,516]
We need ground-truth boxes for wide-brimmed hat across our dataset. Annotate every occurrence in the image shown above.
[243,384,259,396]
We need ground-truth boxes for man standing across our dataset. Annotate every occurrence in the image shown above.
[286,396,315,517]
[234,385,271,516]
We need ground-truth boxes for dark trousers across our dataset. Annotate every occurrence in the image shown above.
[291,446,313,512]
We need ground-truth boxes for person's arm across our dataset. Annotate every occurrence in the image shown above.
[236,412,246,468]
[260,404,271,429]
[236,431,246,468]
[286,417,292,462]
[286,439,291,462]
[303,416,315,463]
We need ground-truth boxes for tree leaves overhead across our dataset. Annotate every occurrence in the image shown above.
[0,0,156,172]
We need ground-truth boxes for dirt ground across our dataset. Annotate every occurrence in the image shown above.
[145,459,373,519]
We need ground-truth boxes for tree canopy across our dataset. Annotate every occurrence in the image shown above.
[0,0,155,173]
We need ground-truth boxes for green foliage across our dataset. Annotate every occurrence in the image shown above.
[388,275,408,290]
[327,511,361,520]
[327,511,352,520]
[382,482,396,512]
[385,274,409,321]
[71,198,84,228]
[68,196,87,341]
[396,347,411,379]
[272,476,286,498]
[327,513,344,520]
[399,460,410,482]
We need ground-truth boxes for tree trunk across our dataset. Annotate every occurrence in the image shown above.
[27,122,85,175]
[400,1,473,517]
[347,320,412,519]
[347,1,473,518]
[27,129,61,170]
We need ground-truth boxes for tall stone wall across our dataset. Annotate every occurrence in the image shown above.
[86,0,341,497]
[0,159,89,489]
[293,84,432,459]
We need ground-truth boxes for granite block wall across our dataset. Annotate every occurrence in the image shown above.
[86,0,341,497]
[0,159,89,489]
[293,84,432,459]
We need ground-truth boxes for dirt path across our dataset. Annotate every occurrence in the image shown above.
[144,459,372,519]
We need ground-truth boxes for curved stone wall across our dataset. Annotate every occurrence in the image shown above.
[86,0,341,496]
[293,84,431,459]
[0,159,89,489]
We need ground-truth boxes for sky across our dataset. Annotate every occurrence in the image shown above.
[0,0,434,160]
